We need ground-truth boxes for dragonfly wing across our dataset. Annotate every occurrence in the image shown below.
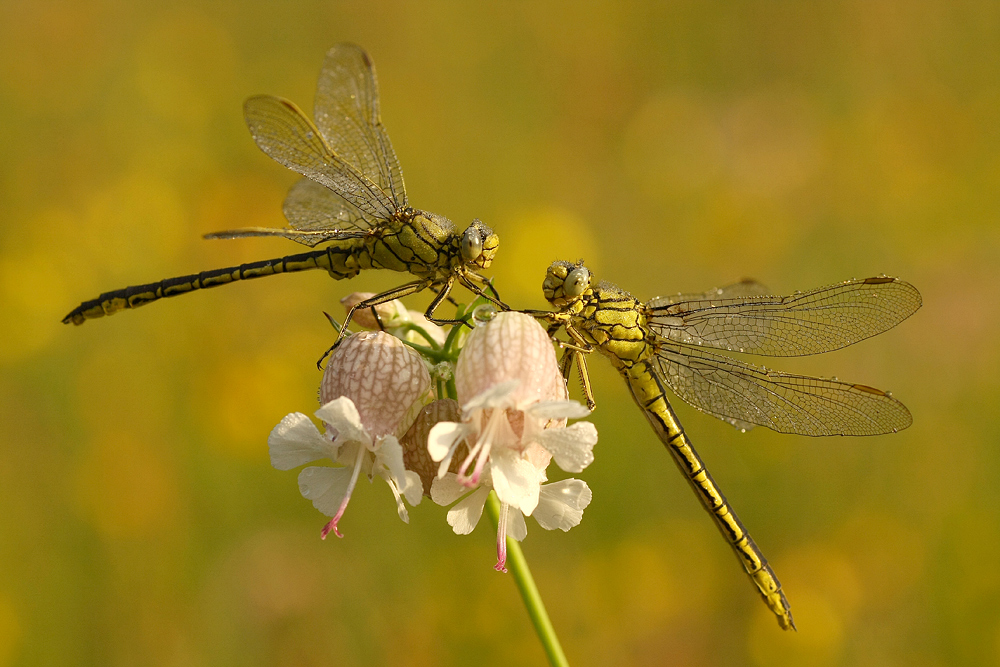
[277,178,376,246]
[646,277,922,357]
[653,279,772,306]
[244,94,396,222]
[313,44,407,210]
[653,342,913,436]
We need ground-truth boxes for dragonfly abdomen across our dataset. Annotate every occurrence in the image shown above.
[62,243,367,325]
[624,357,796,631]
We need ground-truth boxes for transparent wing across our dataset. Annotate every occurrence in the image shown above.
[313,43,407,210]
[653,279,772,305]
[653,342,912,436]
[279,178,375,246]
[646,277,922,357]
[244,95,397,222]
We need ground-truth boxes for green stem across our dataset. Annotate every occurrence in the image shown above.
[485,492,569,667]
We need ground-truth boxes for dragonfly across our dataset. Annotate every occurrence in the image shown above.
[534,260,922,631]
[63,43,503,342]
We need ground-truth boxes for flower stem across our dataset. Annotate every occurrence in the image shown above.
[485,492,569,667]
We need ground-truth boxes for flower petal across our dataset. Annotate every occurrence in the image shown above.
[400,470,423,506]
[491,448,541,516]
[427,422,469,464]
[297,466,355,516]
[535,422,598,473]
[315,397,370,447]
[526,400,592,420]
[430,472,472,506]
[268,413,335,470]
[506,508,527,541]
[461,379,520,416]
[533,479,592,531]
[376,436,408,484]
[446,486,490,535]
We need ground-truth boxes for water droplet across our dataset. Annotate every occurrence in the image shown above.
[472,304,497,326]
[305,131,314,140]
[885,390,893,398]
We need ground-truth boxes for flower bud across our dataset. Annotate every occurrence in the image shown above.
[400,399,465,495]
[340,292,409,330]
[321,331,431,438]
[456,312,566,407]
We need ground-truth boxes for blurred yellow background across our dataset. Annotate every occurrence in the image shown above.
[1,1,998,665]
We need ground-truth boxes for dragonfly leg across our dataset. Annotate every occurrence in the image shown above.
[560,325,596,409]
[460,273,509,311]
[371,306,386,332]
[424,276,472,328]
[317,279,431,369]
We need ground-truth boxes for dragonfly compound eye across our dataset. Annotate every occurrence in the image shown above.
[564,266,591,297]
[460,227,484,261]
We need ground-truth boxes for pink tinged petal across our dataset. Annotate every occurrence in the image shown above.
[300,445,367,539]
[430,472,472,506]
[446,485,491,535]
[314,397,369,449]
[456,312,565,407]
[321,331,431,438]
[534,479,592,532]
[268,412,336,470]
[535,422,598,473]
[526,400,592,420]
[491,448,541,516]
[522,442,553,474]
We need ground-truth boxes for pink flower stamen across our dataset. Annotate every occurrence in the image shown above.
[457,409,505,486]
[495,502,509,573]
[321,444,367,539]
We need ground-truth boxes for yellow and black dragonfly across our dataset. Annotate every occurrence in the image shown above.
[535,260,921,630]
[63,44,502,338]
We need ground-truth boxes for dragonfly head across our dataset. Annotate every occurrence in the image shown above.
[460,219,499,270]
[543,260,591,307]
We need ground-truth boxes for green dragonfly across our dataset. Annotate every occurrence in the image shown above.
[63,44,502,338]
[535,260,922,630]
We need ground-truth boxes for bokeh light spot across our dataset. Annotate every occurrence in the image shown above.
[495,206,598,307]
[0,594,21,667]
[74,429,179,537]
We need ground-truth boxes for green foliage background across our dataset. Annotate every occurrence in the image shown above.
[1,1,998,665]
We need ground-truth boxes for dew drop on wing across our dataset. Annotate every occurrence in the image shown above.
[305,131,314,139]
[885,390,893,398]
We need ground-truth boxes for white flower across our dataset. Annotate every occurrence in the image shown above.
[426,312,598,570]
[268,331,430,538]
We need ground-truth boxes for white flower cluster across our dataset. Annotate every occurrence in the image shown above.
[268,301,597,571]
